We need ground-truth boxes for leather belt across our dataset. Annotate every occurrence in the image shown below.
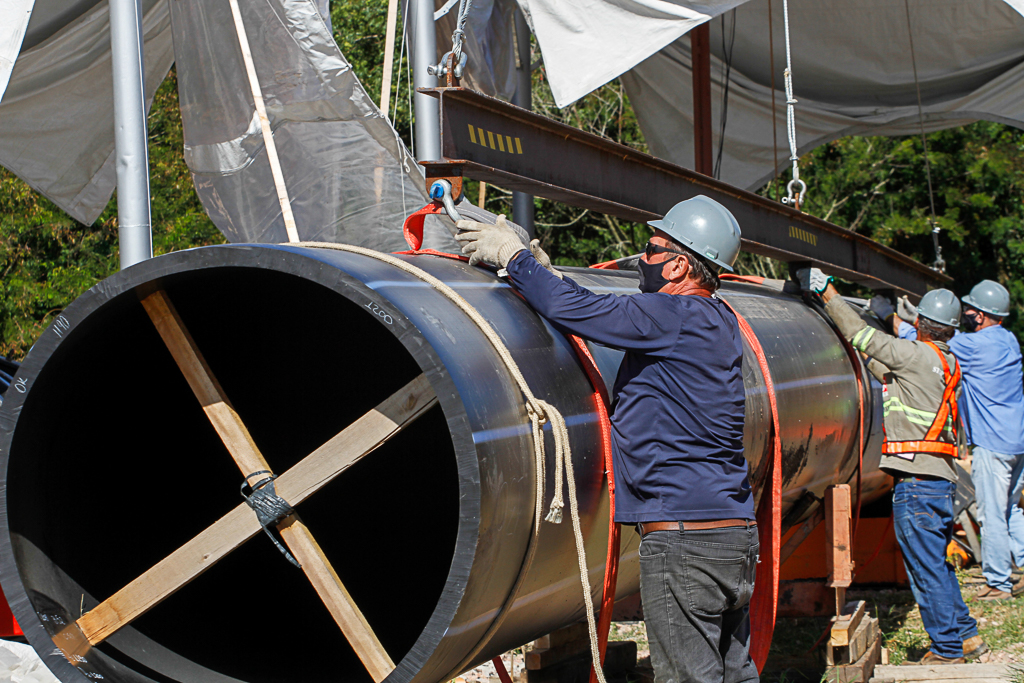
[637,519,755,535]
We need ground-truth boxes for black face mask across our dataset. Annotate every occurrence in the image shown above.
[962,312,981,331]
[637,259,672,293]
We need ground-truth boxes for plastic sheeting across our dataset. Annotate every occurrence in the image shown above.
[516,0,1024,191]
[0,0,172,224]
[619,0,1024,191]
[169,0,456,250]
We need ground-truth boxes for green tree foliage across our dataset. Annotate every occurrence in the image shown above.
[778,124,1024,340]
[1,1,1021,360]
[0,70,223,359]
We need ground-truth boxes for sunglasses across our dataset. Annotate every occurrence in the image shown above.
[645,242,689,260]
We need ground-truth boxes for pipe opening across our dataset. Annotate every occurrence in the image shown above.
[7,266,460,683]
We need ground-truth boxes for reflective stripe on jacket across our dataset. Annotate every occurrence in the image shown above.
[824,296,960,482]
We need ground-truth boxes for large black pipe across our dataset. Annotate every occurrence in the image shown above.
[0,245,888,683]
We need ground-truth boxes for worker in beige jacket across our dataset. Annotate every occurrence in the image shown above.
[798,268,986,665]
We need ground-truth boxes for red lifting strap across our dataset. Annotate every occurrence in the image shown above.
[396,235,618,683]
[720,299,782,673]
[402,202,447,251]
[566,337,618,683]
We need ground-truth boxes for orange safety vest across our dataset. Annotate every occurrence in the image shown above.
[882,341,961,458]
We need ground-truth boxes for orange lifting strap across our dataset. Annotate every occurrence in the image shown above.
[882,341,961,458]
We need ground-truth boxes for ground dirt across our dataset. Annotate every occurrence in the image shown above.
[462,566,1024,683]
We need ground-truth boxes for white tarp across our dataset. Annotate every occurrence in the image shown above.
[5,0,1024,229]
[0,0,34,98]
[517,0,1024,191]
[0,0,173,224]
[169,0,456,249]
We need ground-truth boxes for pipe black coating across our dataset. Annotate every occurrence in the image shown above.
[0,245,888,683]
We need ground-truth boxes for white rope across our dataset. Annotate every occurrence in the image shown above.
[292,242,608,683]
[781,0,806,209]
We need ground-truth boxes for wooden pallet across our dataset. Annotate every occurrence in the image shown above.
[870,663,1018,682]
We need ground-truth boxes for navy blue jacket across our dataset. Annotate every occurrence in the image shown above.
[506,253,754,523]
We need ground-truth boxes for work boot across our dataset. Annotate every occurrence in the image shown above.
[975,585,1013,601]
[1013,574,1024,597]
[963,635,989,661]
[917,651,965,665]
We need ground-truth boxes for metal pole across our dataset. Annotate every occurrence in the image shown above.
[109,0,153,269]
[511,8,534,238]
[410,0,440,161]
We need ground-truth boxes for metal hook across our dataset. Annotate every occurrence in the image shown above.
[782,178,807,210]
[429,179,463,223]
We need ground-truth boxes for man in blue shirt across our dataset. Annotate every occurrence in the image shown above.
[894,282,1024,599]
[456,196,758,683]
[953,281,1024,600]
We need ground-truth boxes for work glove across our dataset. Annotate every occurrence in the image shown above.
[455,215,528,268]
[869,295,895,322]
[897,296,918,324]
[796,267,831,295]
[529,239,563,280]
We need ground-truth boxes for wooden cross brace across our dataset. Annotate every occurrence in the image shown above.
[58,289,437,683]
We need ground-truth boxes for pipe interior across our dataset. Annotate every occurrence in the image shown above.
[7,267,460,683]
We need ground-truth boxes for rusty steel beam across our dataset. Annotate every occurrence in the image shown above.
[421,87,950,297]
[691,22,714,177]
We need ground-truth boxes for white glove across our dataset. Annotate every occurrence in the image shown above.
[796,267,831,295]
[897,296,918,324]
[530,239,563,279]
[455,214,528,268]
[869,295,895,322]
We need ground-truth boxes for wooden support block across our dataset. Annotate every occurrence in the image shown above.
[532,622,590,651]
[826,485,854,591]
[831,601,867,647]
[526,641,636,683]
[826,631,880,683]
[828,616,877,666]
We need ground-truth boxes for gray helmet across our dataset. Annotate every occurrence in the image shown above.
[918,289,961,327]
[648,195,742,272]
[962,280,1010,317]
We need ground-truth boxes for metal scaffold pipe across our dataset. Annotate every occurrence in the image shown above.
[511,7,535,238]
[0,246,889,683]
[108,0,152,269]
[410,0,440,161]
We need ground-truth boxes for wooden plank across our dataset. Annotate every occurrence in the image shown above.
[533,622,590,650]
[141,290,266,476]
[76,499,262,643]
[844,617,877,665]
[76,373,435,649]
[831,601,867,647]
[826,485,854,590]
[279,517,395,680]
[141,289,410,679]
[870,662,1011,681]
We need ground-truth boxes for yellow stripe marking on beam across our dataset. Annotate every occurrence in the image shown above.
[487,131,496,149]
[468,125,477,145]
[478,127,486,146]
[496,134,505,152]
[515,137,523,154]
[506,135,514,152]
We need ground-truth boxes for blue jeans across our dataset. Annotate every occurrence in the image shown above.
[639,525,759,683]
[893,479,978,658]
[972,445,1024,592]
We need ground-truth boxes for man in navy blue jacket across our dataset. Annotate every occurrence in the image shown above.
[457,196,758,683]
